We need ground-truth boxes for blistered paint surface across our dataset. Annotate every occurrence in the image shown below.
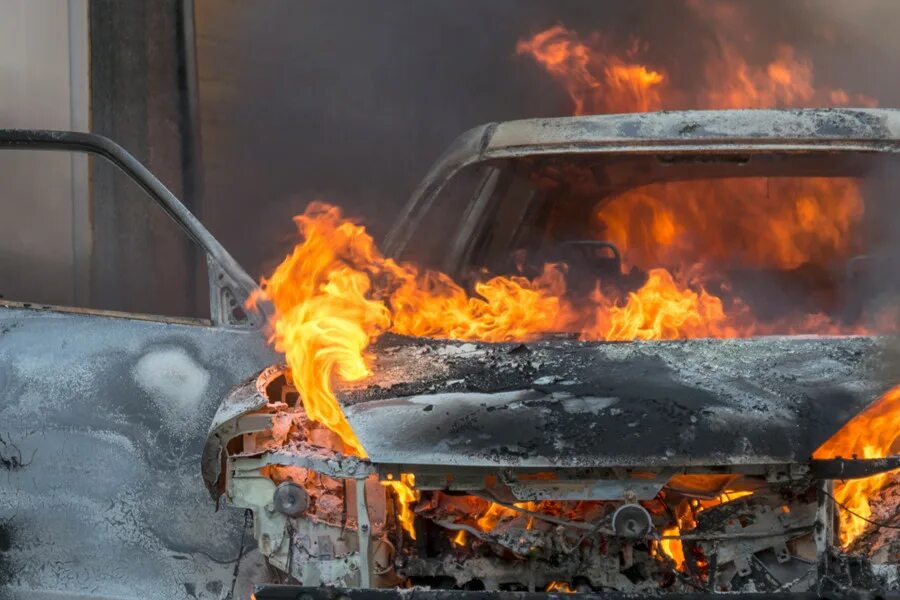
[0,306,278,600]
[341,334,893,468]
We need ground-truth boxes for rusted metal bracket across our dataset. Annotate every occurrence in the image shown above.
[809,456,900,479]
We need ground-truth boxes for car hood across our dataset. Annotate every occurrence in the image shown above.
[337,334,894,469]
[204,333,896,494]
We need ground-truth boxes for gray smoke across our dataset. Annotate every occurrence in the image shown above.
[195,0,900,282]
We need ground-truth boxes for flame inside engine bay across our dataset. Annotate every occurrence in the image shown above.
[244,17,900,592]
[228,369,899,591]
[814,385,900,547]
[235,369,832,592]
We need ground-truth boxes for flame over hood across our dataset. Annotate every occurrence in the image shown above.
[254,202,884,456]
[814,385,900,546]
[254,203,571,455]
[253,203,728,453]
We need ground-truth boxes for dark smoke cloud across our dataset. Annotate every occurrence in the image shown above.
[195,0,900,280]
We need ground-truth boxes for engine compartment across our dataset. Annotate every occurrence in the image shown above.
[204,358,899,594]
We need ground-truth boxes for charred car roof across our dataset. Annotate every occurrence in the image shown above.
[384,108,900,257]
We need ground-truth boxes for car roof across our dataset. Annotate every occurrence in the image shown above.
[486,108,900,156]
[384,108,900,257]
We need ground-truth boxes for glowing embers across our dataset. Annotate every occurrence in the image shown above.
[409,479,817,593]
[647,484,758,572]
[813,385,900,547]
[545,581,576,593]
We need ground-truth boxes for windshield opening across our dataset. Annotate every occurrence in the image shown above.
[431,151,899,339]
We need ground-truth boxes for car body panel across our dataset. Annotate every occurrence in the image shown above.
[0,130,277,600]
[0,304,277,599]
[338,334,893,469]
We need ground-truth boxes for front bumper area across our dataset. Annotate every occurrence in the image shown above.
[254,587,900,600]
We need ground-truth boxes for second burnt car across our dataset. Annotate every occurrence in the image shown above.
[204,109,900,596]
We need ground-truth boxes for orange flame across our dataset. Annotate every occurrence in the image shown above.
[382,473,419,539]
[255,23,892,552]
[389,263,567,342]
[516,25,664,115]
[255,203,568,454]
[546,581,576,593]
[586,268,736,341]
[813,385,900,546]
[516,25,876,114]
[596,178,865,273]
[512,24,878,342]
[474,500,537,532]
[657,524,686,570]
[256,199,883,458]
[253,204,390,456]
[655,490,755,570]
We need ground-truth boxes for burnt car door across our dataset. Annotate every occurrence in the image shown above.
[0,131,278,600]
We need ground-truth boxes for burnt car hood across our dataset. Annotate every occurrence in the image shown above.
[336,334,895,469]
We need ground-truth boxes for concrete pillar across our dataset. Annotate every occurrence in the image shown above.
[89,0,204,318]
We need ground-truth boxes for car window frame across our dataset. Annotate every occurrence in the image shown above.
[0,129,269,329]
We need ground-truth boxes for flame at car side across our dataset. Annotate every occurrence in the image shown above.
[813,385,900,546]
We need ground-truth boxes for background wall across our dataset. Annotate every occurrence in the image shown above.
[0,0,89,307]
[89,0,205,318]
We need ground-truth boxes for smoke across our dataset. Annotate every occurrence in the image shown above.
[195,0,900,281]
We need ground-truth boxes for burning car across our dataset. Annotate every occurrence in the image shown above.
[203,109,900,597]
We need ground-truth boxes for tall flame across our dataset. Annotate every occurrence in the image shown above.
[813,385,900,546]
[253,204,391,456]
[658,525,686,570]
[254,203,568,454]
[382,474,419,539]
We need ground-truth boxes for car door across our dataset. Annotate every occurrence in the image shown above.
[0,131,279,600]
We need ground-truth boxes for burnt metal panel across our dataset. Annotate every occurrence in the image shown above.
[486,108,900,155]
[0,305,278,599]
[340,334,893,469]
